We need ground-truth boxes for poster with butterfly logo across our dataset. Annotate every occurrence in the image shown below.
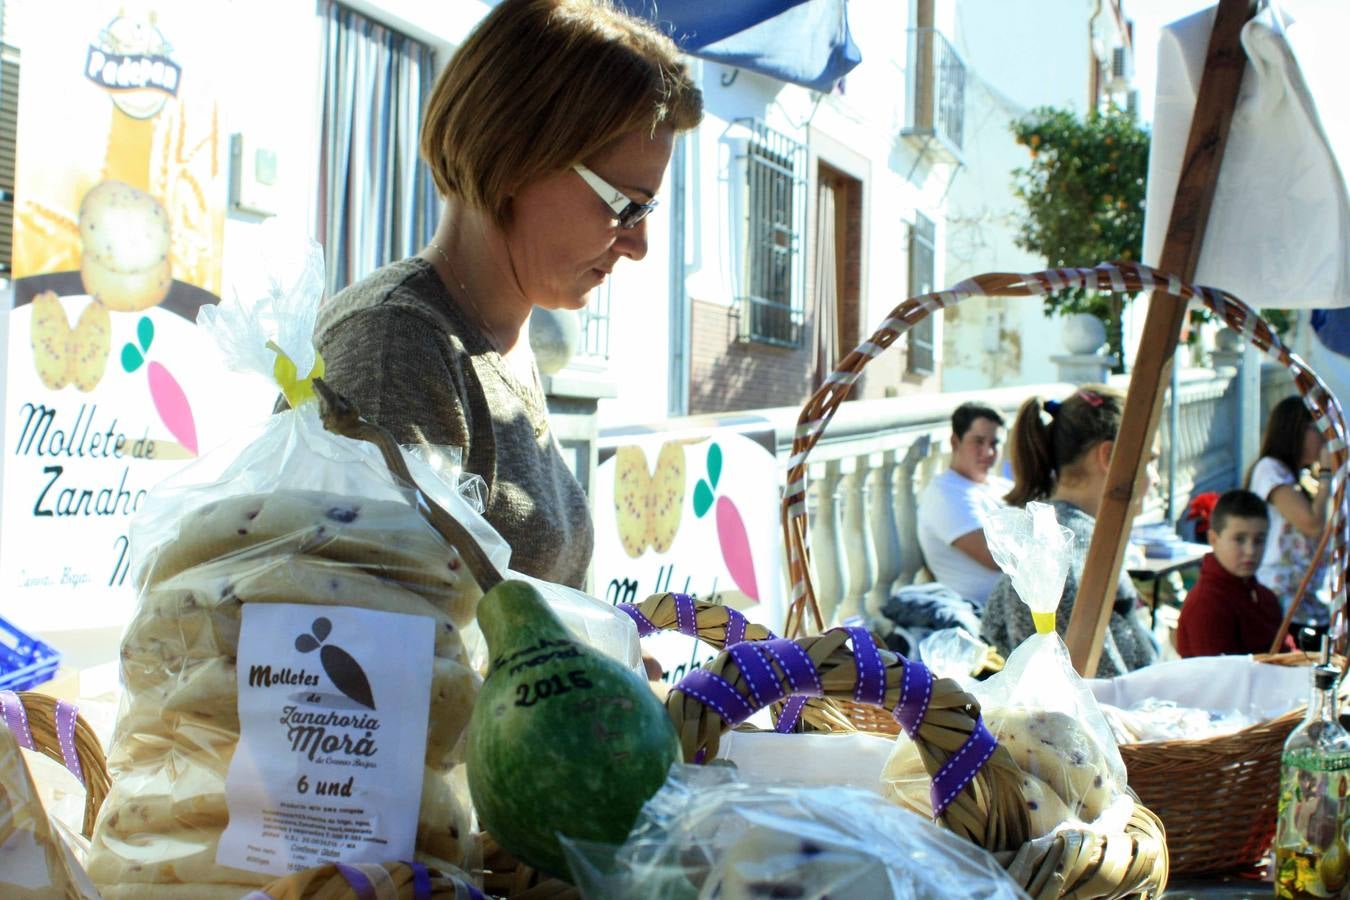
[0,3,271,635]
[592,428,786,686]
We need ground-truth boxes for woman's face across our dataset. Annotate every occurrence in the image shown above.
[503,126,675,310]
[1302,422,1326,467]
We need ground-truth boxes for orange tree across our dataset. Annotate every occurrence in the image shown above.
[1011,106,1149,368]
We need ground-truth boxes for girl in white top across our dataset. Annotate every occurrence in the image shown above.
[1246,395,1334,629]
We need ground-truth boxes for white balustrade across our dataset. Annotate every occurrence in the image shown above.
[836,455,878,626]
[601,364,1272,634]
[806,459,849,627]
[867,449,904,623]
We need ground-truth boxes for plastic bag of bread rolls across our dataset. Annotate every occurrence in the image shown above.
[87,241,511,897]
[0,718,100,899]
[564,765,1027,900]
[883,502,1134,838]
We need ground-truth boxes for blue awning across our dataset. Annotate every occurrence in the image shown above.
[619,0,861,93]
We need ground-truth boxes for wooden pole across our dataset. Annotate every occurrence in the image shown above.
[1064,0,1258,675]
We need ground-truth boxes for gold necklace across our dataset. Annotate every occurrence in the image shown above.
[429,241,504,356]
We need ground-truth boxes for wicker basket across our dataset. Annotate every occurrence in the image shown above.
[660,616,1170,898]
[0,689,110,838]
[776,262,1350,877]
[254,857,567,900]
[1119,651,1342,877]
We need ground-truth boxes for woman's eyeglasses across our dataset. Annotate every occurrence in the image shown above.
[572,164,656,229]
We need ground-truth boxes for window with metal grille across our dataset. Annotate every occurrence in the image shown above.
[904,27,966,155]
[577,278,611,360]
[738,119,806,348]
[906,213,936,375]
[0,42,18,280]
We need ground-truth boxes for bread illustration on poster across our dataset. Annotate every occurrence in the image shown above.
[613,442,686,557]
[30,179,175,396]
[29,290,111,392]
[610,439,760,604]
[79,180,173,313]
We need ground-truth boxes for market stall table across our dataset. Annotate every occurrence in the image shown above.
[1128,541,1210,626]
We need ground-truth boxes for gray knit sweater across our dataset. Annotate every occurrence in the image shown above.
[979,499,1158,678]
[310,257,594,589]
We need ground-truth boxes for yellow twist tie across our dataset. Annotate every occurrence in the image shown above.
[267,341,325,409]
[1032,611,1056,635]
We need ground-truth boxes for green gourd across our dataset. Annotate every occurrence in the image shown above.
[466,579,681,878]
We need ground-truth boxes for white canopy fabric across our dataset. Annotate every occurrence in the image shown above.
[1143,1,1350,310]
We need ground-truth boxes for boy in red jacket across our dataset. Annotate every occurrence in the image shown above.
[1177,489,1285,657]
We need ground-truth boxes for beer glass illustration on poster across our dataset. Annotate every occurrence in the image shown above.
[591,431,785,684]
[0,3,268,632]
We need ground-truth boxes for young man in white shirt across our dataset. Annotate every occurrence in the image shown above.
[916,402,1011,610]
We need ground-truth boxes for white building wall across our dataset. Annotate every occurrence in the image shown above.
[599,0,959,424]
[127,0,957,427]
[941,0,1131,391]
[215,0,489,308]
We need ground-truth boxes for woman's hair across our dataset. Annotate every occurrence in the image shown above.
[420,0,704,226]
[1245,395,1312,487]
[1005,385,1125,507]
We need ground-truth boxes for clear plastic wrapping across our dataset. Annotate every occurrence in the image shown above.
[1090,653,1311,743]
[884,502,1134,838]
[86,244,503,896]
[0,719,99,899]
[563,765,1029,899]
[918,627,988,682]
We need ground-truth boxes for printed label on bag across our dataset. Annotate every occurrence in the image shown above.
[218,603,434,876]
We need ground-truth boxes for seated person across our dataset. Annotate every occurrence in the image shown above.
[1247,395,1334,635]
[1176,489,1285,657]
[917,402,1011,610]
[980,387,1159,678]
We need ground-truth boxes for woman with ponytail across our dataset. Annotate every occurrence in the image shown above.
[979,386,1160,677]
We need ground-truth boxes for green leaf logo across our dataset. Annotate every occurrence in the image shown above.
[694,479,714,518]
[121,316,155,374]
[121,343,143,374]
[707,443,722,490]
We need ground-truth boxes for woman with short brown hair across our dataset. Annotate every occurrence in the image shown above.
[309,0,702,589]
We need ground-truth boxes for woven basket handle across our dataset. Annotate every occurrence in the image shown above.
[246,859,488,900]
[662,627,1032,851]
[0,690,110,838]
[618,592,775,650]
[781,262,1349,642]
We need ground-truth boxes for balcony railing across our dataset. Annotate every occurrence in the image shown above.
[904,27,966,157]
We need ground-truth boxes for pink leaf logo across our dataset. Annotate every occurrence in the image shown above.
[147,360,197,454]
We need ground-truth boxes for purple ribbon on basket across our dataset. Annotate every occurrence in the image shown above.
[243,861,481,900]
[673,638,823,731]
[618,602,660,637]
[929,714,998,820]
[776,627,881,734]
[893,658,934,739]
[888,657,997,819]
[619,594,755,646]
[337,864,379,900]
[0,690,83,786]
[0,690,35,751]
[53,699,85,786]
